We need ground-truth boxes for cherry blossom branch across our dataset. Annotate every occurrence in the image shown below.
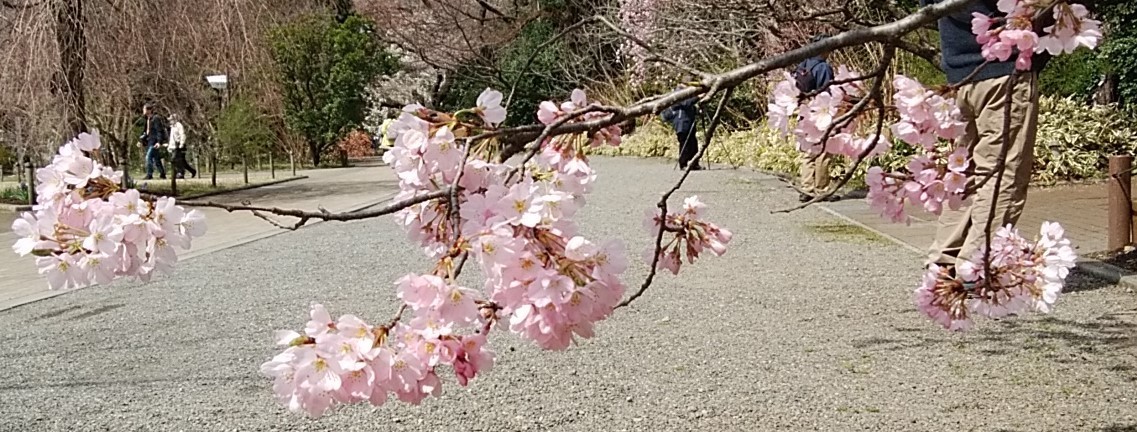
[773,83,890,213]
[490,0,973,161]
[617,87,734,309]
[502,104,616,182]
[179,189,452,229]
[803,44,896,165]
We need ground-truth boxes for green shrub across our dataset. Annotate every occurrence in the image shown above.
[0,185,29,205]
[1033,95,1137,184]
[601,95,1137,188]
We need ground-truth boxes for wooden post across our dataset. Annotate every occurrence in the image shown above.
[25,158,36,205]
[210,151,217,187]
[1108,155,1133,251]
[290,151,296,177]
[242,153,249,184]
[270,152,275,179]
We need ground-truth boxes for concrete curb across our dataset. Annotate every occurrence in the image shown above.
[0,203,31,212]
[815,203,1137,290]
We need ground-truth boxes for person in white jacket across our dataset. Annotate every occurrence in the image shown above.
[168,114,197,179]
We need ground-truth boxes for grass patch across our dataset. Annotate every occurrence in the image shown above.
[0,185,29,205]
[806,222,885,245]
[133,178,279,198]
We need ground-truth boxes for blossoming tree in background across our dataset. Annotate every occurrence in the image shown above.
[9,0,1100,420]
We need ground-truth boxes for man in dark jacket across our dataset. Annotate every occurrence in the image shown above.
[796,35,838,203]
[140,103,168,180]
[660,86,702,171]
[922,0,1049,275]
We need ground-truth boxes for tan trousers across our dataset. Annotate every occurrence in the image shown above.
[800,152,832,195]
[926,72,1040,268]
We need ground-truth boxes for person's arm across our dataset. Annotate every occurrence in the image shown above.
[813,63,835,91]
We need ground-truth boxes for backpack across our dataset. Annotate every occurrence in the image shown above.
[793,61,818,94]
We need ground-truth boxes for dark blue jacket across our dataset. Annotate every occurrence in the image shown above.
[661,97,698,133]
[143,115,167,148]
[799,57,835,92]
[920,0,1050,84]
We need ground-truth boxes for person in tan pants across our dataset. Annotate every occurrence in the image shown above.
[922,0,1049,275]
[927,74,1041,271]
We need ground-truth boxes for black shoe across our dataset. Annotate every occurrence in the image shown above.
[191,172,197,179]
[799,193,814,203]
[689,165,704,171]
[142,176,153,180]
[824,194,842,202]
[159,176,167,180]
[175,175,185,180]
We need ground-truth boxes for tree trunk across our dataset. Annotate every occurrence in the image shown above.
[242,153,249,184]
[54,0,89,138]
[309,142,322,167]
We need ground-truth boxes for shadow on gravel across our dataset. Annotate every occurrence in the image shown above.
[1099,425,1137,432]
[68,304,125,320]
[1065,268,1121,294]
[979,316,1137,379]
[854,313,1137,381]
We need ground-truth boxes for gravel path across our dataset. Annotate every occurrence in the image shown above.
[1,156,1135,432]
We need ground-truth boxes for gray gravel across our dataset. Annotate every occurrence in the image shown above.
[1,156,1135,432]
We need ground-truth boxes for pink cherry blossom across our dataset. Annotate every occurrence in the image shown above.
[13,133,205,290]
[475,88,508,126]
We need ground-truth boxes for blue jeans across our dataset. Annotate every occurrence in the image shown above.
[145,145,166,178]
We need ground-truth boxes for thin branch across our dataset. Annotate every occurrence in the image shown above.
[982,72,1021,283]
[180,189,450,227]
[617,87,734,309]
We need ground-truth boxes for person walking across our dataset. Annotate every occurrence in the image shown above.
[795,35,838,203]
[921,0,1049,276]
[660,85,702,171]
[168,114,197,179]
[140,103,168,180]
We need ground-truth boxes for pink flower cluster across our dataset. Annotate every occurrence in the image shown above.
[767,66,890,159]
[11,132,206,290]
[260,303,493,417]
[915,222,1077,331]
[537,88,623,149]
[269,87,733,417]
[972,0,1101,70]
[643,196,733,275]
[866,76,970,223]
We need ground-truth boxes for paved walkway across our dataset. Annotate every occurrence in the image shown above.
[822,182,1113,257]
[0,161,398,311]
[0,157,1133,431]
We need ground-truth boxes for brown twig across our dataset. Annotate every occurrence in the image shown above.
[617,87,734,309]
[981,72,1022,284]
[180,189,451,228]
